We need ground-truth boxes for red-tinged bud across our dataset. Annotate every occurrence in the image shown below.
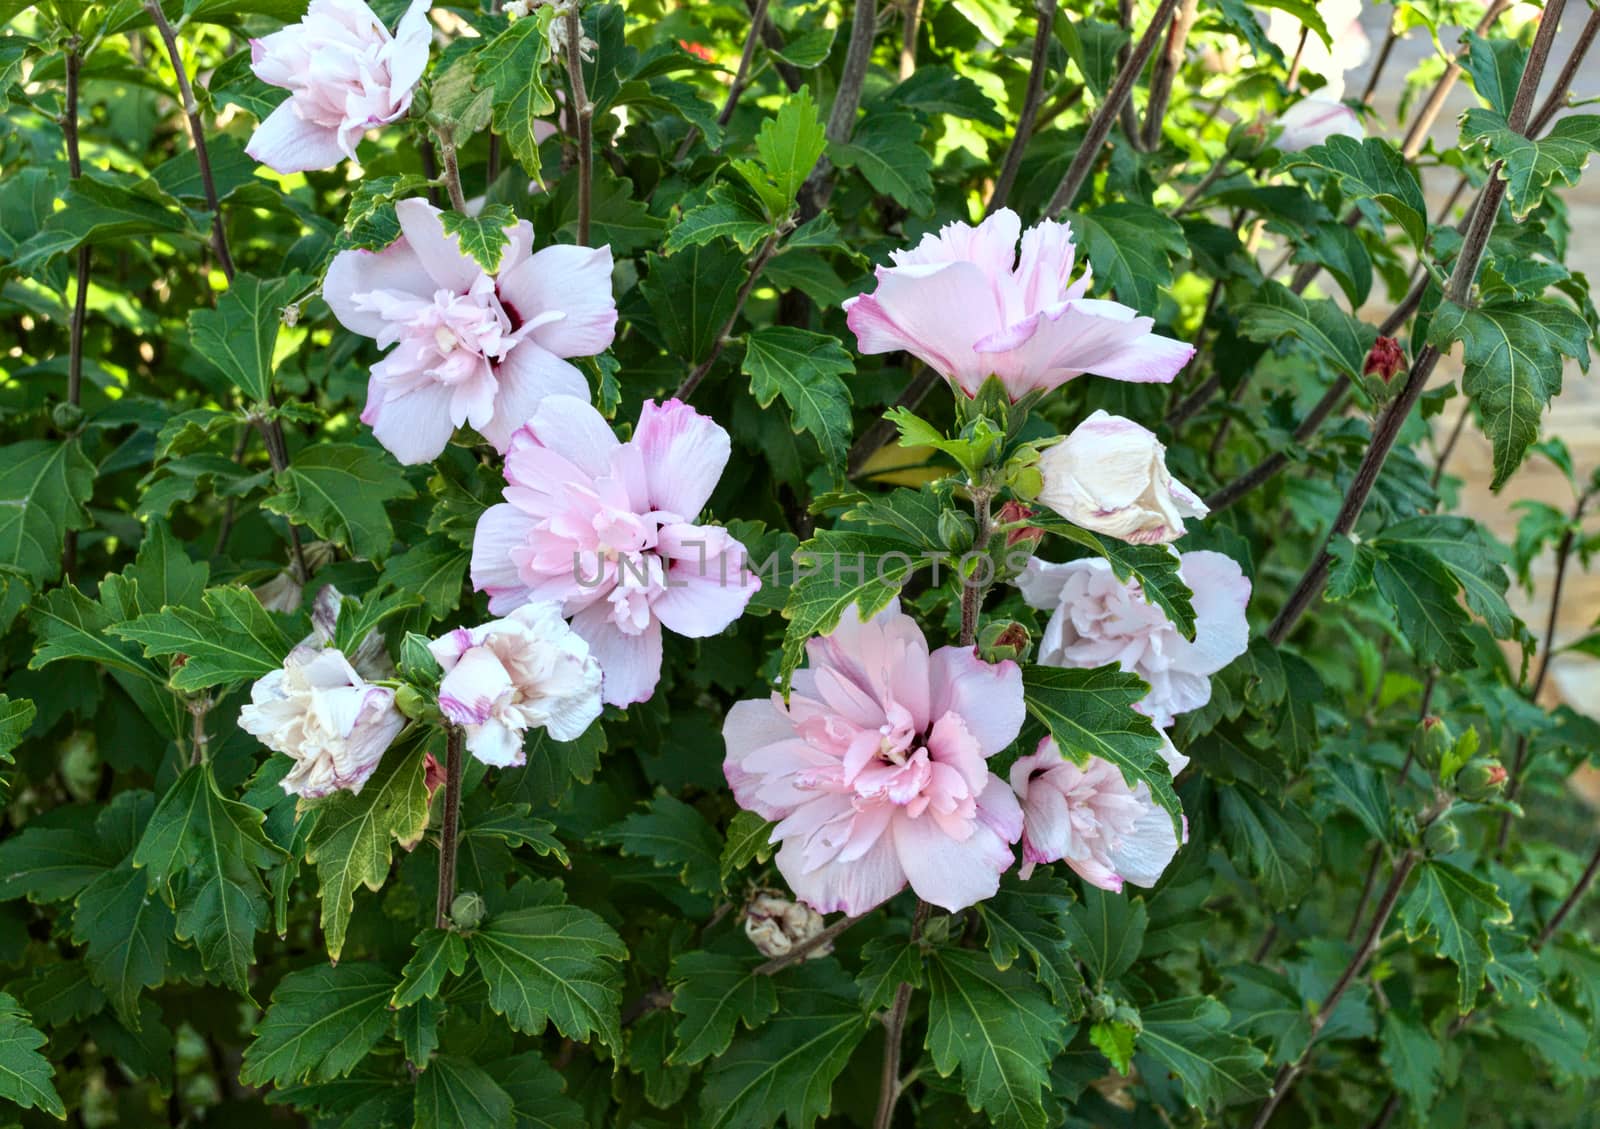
[678,39,715,62]
[997,500,1042,551]
[1363,336,1407,384]
[423,752,446,799]
[1457,757,1508,802]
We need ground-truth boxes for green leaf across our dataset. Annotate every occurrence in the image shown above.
[0,825,116,903]
[596,793,723,896]
[9,167,193,272]
[770,24,836,67]
[187,273,309,404]
[879,64,1004,128]
[475,19,556,175]
[1061,17,1129,96]
[1063,884,1147,984]
[1135,996,1270,1109]
[668,951,778,1065]
[752,86,827,212]
[1376,515,1518,639]
[925,948,1070,1129]
[720,810,776,881]
[1461,32,1525,118]
[978,872,1086,1011]
[830,111,933,214]
[486,1051,586,1129]
[1400,860,1512,1010]
[0,439,95,588]
[493,722,607,810]
[742,327,855,480]
[1073,203,1188,312]
[0,993,64,1119]
[470,901,628,1047]
[70,862,173,1027]
[665,185,775,254]
[1279,135,1429,250]
[855,936,925,1013]
[1462,110,1600,219]
[303,746,430,961]
[1428,297,1592,489]
[439,205,517,273]
[397,996,443,1069]
[240,963,399,1087]
[127,521,210,614]
[1372,542,1478,671]
[1380,1010,1442,1119]
[1316,755,1392,840]
[640,242,746,365]
[414,1056,515,1129]
[265,442,416,561]
[1217,785,1320,909]
[699,962,867,1129]
[1022,664,1181,832]
[1237,281,1377,377]
[115,585,295,690]
[779,531,933,682]
[132,763,285,993]
[394,928,470,1008]
[0,695,33,762]
[1090,1020,1137,1074]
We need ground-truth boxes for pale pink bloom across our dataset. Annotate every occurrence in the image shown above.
[428,603,602,766]
[1266,0,1370,100]
[1275,97,1365,152]
[1010,738,1181,889]
[471,396,758,707]
[721,602,1025,915]
[322,199,616,464]
[247,0,433,173]
[842,208,1193,399]
[1036,410,1207,544]
[240,645,404,798]
[1018,550,1251,728]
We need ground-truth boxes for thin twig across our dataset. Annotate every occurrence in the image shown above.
[62,41,90,579]
[1430,409,1471,488]
[899,0,923,79]
[1044,0,1181,214]
[799,0,878,219]
[674,231,784,401]
[440,137,469,212]
[1139,0,1198,149]
[1399,0,1512,158]
[1172,153,1231,216]
[1247,850,1422,1129]
[675,0,770,161]
[1267,0,1568,646]
[145,0,236,279]
[1535,838,1600,949]
[959,491,994,647]
[872,900,931,1129]
[847,365,939,478]
[1284,25,1310,92]
[435,726,465,929]
[1359,22,1402,105]
[1528,2,1600,136]
[988,0,1057,216]
[563,4,594,246]
[1203,379,1346,511]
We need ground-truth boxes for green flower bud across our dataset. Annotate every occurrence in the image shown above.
[978,620,1031,664]
[1423,819,1460,855]
[394,684,433,722]
[1009,464,1043,502]
[450,891,487,931]
[920,911,954,945]
[1456,757,1508,802]
[938,509,975,554]
[51,401,84,431]
[1417,716,1452,771]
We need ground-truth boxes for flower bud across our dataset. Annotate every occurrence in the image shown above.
[1363,336,1407,384]
[978,620,1031,664]
[1227,117,1270,160]
[450,891,487,931]
[996,500,1043,554]
[51,401,84,431]
[938,509,975,554]
[1009,464,1044,502]
[1423,819,1461,855]
[423,752,446,799]
[1456,757,1508,802]
[1273,97,1364,152]
[1416,716,1452,771]
[1036,411,1207,545]
[394,683,433,722]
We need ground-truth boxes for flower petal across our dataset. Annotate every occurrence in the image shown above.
[395,198,480,293]
[653,523,758,638]
[893,807,1014,912]
[570,603,663,707]
[481,344,590,453]
[633,398,731,518]
[927,646,1024,758]
[497,243,618,358]
[323,240,431,337]
[245,102,348,174]
[844,260,1004,393]
[776,829,906,916]
[363,378,456,465]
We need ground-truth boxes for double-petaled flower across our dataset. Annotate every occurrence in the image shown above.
[323,199,616,464]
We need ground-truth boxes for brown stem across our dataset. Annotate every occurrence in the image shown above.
[440,139,469,212]
[899,0,923,80]
[187,696,213,767]
[1284,25,1310,92]
[1173,153,1231,216]
[145,0,236,280]
[1203,378,1346,512]
[254,414,311,582]
[563,5,593,246]
[1359,22,1402,106]
[1139,0,1198,149]
[435,726,465,929]
[62,43,90,579]
[1044,0,1181,214]
[754,912,864,974]
[988,0,1057,216]
[1267,0,1568,646]
[1248,850,1421,1129]
[1430,409,1471,488]
[675,0,770,161]
[872,900,931,1129]
[959,491,994,647]
[799,0,877,218]
[848,364,938,477]
[1529,3,1600,136]
[1399,0,1512,158]
[211,425,252,558]
[674,231,783,401]
[1535,837,1600,949]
